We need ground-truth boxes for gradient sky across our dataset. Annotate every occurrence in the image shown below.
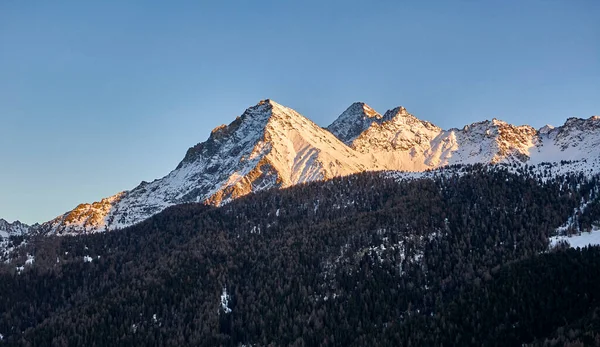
[1,0,599,224]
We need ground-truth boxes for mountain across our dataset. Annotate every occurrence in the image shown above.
[28,100,600,235]
[349,106,445,171]
[0,219,31,239]
[3,100,600,345]
[0,219,33,259]
[326,102,384,144]
[348,107,600,170]
[41,100,377,235]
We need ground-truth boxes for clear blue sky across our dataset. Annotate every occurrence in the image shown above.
[1,0,598,224]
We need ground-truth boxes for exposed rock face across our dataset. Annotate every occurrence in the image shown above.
[327,102,384,144]
[0,219,32,238]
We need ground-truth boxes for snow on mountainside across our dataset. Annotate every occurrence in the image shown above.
[344,106,600,171]
[326,102,384,144]
[0,219,31,239]
[350,110,540,169]
[44,193,126,234]
[550,227,600,249]
[351,106,444,171]
[41,100,377,235]
[428,119,538,166]
[529,116,600,164]
[31,100,600,235]
[0,219,33,259]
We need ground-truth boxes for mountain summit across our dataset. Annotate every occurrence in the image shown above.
[0,219,31,238]
[42,100,374,234]
[327,102,383,144]
[37,100,600,235]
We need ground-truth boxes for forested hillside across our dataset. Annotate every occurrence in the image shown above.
[1,165,600,346]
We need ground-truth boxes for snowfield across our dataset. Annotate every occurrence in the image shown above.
[550,228,600,249]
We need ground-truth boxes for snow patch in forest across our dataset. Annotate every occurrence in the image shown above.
[25,254,34,265]
[220,287,232,314]
[550,227,600,248]
[555,197,595,234]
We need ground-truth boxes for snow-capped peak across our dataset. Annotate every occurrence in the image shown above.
[539,124,555,134]
[561,116,600,131]
[41,99,373,234]
[327,102,383,144]
[381,106,409,121]
[0,219,31,239]
[351,106,441,151]
[491,118,507,125]
[349,106,445,171]
[30,100,600,237]
[44,192,126,235]
[178,99,292,168]
[379,106,439,129]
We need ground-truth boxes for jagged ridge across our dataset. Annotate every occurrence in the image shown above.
[0,219,31,238]
[327,102,384,144]
[23,100,600,236]
[41,100,378,234]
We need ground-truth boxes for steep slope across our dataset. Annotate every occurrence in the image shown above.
[44,193,126,234]
[42,100,376,234]
[426,119,539,166]
[350,106,444,171]
[346,109,540,169]
[529,116,600,164]
[0,219,31,239]
[430,116,600,168]
[326,102,383,144]
[0,219,33,260]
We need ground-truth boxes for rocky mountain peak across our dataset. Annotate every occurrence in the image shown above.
[539,124,555,135]
[381,106,409,121]
[562,116,600,131]
[327,102,383,144]
[178,99,297,168]
[40,99,370,234]
[347,102,381,118]
[376,106,440,132]
[0,219,31,238]
[491,118,507,126]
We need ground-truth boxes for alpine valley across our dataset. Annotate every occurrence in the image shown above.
[2,100,600,346]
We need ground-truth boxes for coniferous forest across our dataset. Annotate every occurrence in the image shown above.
[2,165,600,346]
